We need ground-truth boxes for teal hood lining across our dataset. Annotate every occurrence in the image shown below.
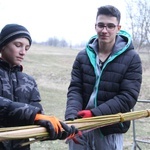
[85,30,132,107]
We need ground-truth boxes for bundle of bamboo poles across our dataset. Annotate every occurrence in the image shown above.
[0,109,149,144]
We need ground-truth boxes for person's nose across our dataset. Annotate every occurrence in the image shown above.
[20,47,26,55]
[101,26,108,32]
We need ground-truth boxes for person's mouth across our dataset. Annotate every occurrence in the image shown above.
[16,57,23,61]
[100,35,108,39]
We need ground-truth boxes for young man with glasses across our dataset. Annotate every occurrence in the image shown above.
[65,5,142,150]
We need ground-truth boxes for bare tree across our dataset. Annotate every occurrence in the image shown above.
[125,0,150,52]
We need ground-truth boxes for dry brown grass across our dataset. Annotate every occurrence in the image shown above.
[22,44,150,150]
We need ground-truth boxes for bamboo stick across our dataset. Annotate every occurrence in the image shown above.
[0,109,149,142]
[0,127,49,141]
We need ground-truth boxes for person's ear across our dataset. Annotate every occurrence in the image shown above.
[116,25,121,34]
[117,25,121,31]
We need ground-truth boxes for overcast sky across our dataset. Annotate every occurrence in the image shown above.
[0,0,127,45]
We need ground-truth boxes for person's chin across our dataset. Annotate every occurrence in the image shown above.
[15,60,22,66]
[100,39,109,43]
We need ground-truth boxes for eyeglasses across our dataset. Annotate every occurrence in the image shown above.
[95,23,118,31]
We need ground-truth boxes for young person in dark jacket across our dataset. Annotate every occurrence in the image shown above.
[0,24,77,150]
[65,5,142,150]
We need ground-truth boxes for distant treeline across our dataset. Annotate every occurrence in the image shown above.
[33,37,87,48]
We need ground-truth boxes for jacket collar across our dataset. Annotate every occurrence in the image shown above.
[0,58,23,72]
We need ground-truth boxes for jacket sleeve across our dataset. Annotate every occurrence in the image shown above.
[91,52,142,116]
[65,52,84,120]
[0,97,41,127]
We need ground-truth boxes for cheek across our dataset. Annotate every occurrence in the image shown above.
[2,52,12,63]
[111,32,117,38]
[95,28,101,34]
[2,49,15,60]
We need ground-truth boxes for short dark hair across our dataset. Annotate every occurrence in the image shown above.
[96,5,121,24]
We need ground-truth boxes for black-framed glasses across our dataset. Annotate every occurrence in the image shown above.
[96,23,118,31]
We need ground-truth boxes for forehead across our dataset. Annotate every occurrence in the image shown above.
[96,15,118,24]
[10,38,30,45]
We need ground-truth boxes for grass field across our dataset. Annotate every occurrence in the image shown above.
[22,44,150,150]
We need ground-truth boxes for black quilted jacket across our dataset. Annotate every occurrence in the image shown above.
[65,30,142,136]
[0,59,43,150]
